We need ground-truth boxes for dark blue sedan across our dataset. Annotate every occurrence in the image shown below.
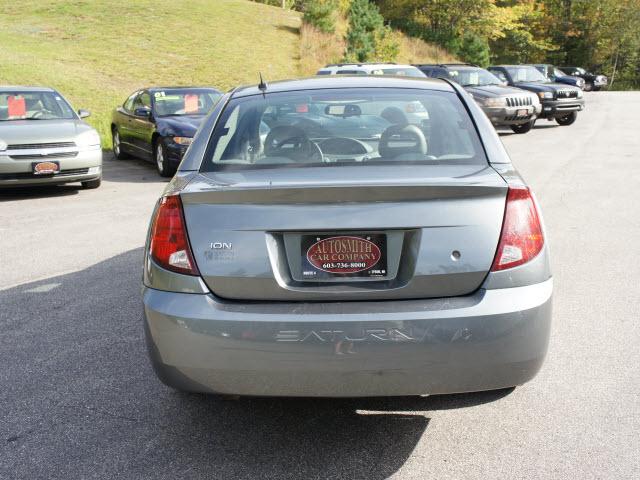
[111,87,221,176]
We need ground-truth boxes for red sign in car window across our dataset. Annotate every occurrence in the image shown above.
[184,94,199,114]
[8,96,26,118]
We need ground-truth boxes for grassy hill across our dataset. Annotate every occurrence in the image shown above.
[0,0,454,147]
[0,0,301,145]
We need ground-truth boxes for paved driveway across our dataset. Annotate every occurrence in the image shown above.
[1,92,639,479]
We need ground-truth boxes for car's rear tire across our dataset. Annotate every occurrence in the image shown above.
[510,120,535,134]
[584,82,593,92]
[112,128,129,160]
[82,177,102,189]
[155,138,173,178]
[556,111,578,126]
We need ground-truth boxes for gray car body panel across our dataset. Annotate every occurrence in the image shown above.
[180,164,507,301]
[144,256,210,294]
[143,76,552,396]
[144,278,552,397]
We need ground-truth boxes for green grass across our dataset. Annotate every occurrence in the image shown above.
[0,0,302,146]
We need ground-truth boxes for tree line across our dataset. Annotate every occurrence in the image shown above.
[254,0,640,88]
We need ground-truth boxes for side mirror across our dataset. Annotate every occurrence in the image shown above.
[134,106,151,118]
[78,109,91,119]
[501,81,508,87]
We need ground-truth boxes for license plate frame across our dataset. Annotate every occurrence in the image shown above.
[516,108,529,117]
[301,233,388,280]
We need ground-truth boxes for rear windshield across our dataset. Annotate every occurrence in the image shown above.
[0,91,75,121]
[201,88,486,172]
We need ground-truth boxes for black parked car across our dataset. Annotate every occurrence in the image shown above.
[111,87,221,176]
[533,64,585,90]
[558,66,607,91]
[415,63,541,134]
[488,65,584,126]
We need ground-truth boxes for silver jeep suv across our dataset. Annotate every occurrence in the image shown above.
[416,64,541,134]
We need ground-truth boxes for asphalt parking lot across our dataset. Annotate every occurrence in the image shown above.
[1,92,639,479]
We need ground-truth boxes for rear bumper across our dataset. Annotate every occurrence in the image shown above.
[144,278,553,397]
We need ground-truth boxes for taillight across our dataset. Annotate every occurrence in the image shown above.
[149,195,199,276]
[491,186,544,271]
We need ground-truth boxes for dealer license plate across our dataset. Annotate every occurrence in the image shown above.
[301,234,387,279]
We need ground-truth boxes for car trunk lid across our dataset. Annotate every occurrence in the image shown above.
[180,164,507,301]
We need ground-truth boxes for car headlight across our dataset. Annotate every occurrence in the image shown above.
[173,136,193,146]
[0,139,7,151]
[75,130,101,150]
[576,89,583,98]
[477,97,507,107]
[538,92,554,99]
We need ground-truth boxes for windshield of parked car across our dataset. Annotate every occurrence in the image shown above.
[553,68,567,78]
[506,66,549,83]
[0,91,76,121]
[152,89,221,116]
[448,68,503,87]
[201,88,486,171]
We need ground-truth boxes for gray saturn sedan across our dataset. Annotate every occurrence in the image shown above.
[0,86,102,189]
[143,76,552,397]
